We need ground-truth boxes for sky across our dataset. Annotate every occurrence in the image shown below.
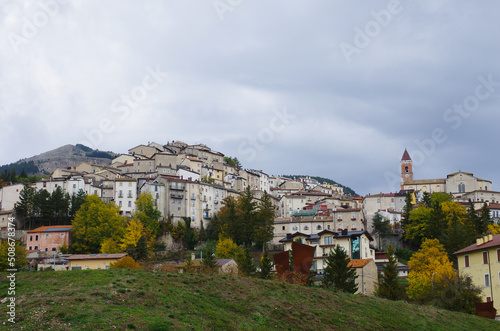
[1,1,500,196]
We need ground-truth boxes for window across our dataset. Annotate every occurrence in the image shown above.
[155,185,158,192]
[71,266,82,270]
[327,224,331,230]
[304,226,309,231]
[34,246,38,250]
[486,296,492,302]
[52,247,56,251]
[35,235,38,241]
[292,226,298,231]
[30,235,32,241]
[317,225,322,230]
[458,183,465,193]
[324,236,332,245]
[485,274,491,287]
[128,201,131,207]
[464,255,470,268]
[45,234,49,239]
[119,201,122,207]
[282,226,285,231]
[29,246,32,250]
[405,166,409,173]
[497,249,500,263]
[105,265,110,270]
[73,184,76,189]
[60,234,64,239]
[45,248,48,251]
[483,251,489,264]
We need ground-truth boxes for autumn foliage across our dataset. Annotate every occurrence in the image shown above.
[109,256,141,270]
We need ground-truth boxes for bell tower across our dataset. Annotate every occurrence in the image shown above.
[401,149,413,189]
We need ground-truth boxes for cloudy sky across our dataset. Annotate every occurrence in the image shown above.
[1,1,500,196]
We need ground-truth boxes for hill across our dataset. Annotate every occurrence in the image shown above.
[0,144,118,176]
[1,269,496,330]
[283,175,359,196]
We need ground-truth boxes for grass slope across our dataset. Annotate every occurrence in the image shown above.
[0,269,497,330]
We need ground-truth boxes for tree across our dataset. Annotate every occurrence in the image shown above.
[322,245,358,293]
[100,238,123,254]
[407,238,456,303]
[436,275,482,314]
[109,256,141,269]
[51,187,70,225]
[0,240,27,271]
[377,245,404,300]
[134,192,161,237]
[401,192,413,235]
[182,218,198,250]
[69,189,87,219]
[218,196,239,242]
[34,189,52,226]
[70,195,127,254]
[259,247,273,280]
[120,219,144,251]
[14,185,36,229]
[236,246,256,277]
[477,203,492,235]
[372,212,391,249]
[236,186,257,247]
[254,191,275,249]
[202,244,218,272]
[215,237,243,259]
[223,156,241,169]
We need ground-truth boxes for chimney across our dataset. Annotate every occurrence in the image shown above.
[191,252,195,260]
[488,232,493,242]
[477,236,484,245]
[483,234,490,243]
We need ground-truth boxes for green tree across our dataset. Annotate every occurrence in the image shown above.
[401,192,413,234]
[223,156,241,169]
[0,240,28,271]
[372,212,391,249]
[134,192,161,237]
[436,275,482,314]
[377,245,404,300]
[236,246,256,277]
[69,189,87,219]
[14,185,36,229]
[218,196,239,242]
[51,186,70,225]
[202,244,218,272]
[236,186,257,247]
[254,191,275,248]
[259,247,273,280]
[322,245,358,293]
[34,189,52,226]
[182,218,198,250]
[477,203,492,235]
[70,195,127,254]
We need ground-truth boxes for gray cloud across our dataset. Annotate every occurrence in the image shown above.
[1,0,500,195]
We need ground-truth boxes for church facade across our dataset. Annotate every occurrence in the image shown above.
[400,149,492,198]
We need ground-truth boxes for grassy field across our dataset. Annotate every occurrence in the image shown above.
[0,269,498,330]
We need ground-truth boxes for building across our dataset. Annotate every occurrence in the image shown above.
[279,229,375,274]
[66,253,128,270]
[26,225,72,252]
[454,233,500,309]
[400,149,492,197]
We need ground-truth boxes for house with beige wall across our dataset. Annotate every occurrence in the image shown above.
[67,253,128,270]
[455,233,500,311]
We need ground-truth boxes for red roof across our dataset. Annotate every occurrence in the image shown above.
[27,225,73,233]
[348,259,372,268]
[454,234,500,255]
[401,149,411,161]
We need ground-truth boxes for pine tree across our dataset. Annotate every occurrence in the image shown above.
[237,186,257,247]
[377,245,404,300]
[254,191,275,249]
[259,247,273,279]
[372,212,391,249]
[237,246,256,277]
[401,192,413,234]
[322,245,358,293]
[202,244,218,272]
[14,185,35,229]
[478,203,492,235]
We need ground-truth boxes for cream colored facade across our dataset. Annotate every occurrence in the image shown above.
[67,253,128,270]
[455,234,500,310]
[0,183,26,211]
[129,144,161,158]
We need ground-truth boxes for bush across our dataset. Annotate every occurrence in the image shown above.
[110,256,141,270]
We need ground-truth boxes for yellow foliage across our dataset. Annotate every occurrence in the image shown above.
[407,238,456,301]
[109,256,141,269]
[120,219,144,251]
[488,223,500,235]
[215,237,243,259]
[100,238,123,254]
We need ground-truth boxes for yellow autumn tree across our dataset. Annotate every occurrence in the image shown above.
[100,238,123,254]
[120,219,144,251]
[488,223,500,235]
[407,238,456,303]
[215,236,243,259]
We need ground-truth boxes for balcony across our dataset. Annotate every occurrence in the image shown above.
[169,184,185,191]
[118,194,123,198]
[351,218,356,221]
[170,193,184,199]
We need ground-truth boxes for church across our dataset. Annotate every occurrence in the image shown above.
[400,149,492,198]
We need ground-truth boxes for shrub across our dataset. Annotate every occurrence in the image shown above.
[110,256,141,270]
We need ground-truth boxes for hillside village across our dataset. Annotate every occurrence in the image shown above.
[1,141,500,319]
